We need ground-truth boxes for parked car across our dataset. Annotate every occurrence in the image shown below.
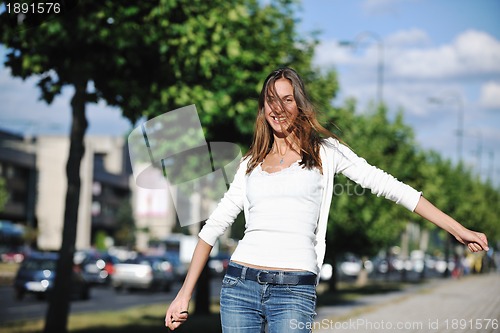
[78,251,119,286]
[0,245,26,263]
[208,252,231,276]
[111,255,174,292]
[163,251,187,281]
[13,252,91,301]
[338,254,363,278]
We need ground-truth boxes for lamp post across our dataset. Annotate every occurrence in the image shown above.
[427,93,464,164]
[468,131,483,176]
[339,31,384,105]
[427,93,466,278]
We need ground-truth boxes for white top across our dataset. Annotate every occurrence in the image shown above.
[229,161,324,273]
[198,138,422,278]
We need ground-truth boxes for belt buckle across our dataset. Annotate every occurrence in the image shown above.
[256,270,270,284]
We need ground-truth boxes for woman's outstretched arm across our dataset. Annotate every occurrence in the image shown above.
[414,196,489,253]
[165,238,213,330]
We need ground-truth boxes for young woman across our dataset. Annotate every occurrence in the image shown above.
[165,67,489,332]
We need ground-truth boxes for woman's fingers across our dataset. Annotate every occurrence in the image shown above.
[461,230,489,252]
[476,232,489,251]
[165,309,189,330]
[467,232,489,252]
[468,243,478,252]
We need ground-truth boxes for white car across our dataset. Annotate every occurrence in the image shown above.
[111,256,174,292]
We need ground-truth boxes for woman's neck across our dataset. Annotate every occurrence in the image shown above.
[273,134,299,154]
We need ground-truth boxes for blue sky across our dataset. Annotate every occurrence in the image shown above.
[0,0,499,183]
[297,0,500,184]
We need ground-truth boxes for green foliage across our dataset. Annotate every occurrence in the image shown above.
[1,0,338,147]
[1,0,337,328]
[327,104,418,257]
[138,0,338,149]
[114,199,136,248]
[0,177,8,212]
[94,230,108,251]
[413,150,500,241]
[326,101,500,260]
[1,0,498,307]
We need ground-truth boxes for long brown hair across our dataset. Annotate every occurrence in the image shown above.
[244,67,341,174]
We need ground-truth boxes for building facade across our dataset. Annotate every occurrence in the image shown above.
[34,135,136,250]
[0,130,171,251]
[0,131,37,228]
[0,129,229,253]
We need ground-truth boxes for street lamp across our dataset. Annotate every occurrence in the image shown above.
[468,131,483,175]
[339,31,384,105]
[427,93,466,278]
[427,93,465,164]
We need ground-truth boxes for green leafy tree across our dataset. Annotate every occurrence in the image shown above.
[93,230,108,251]
[114,198,136,248]
[326,99,500,285]
[0,177,8,212]
[416,150,500,274]
[1,0,338,330]
[327,104,419,260]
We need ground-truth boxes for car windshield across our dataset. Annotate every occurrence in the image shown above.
[23,258,57,270]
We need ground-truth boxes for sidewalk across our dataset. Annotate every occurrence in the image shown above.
[313,273,500,333]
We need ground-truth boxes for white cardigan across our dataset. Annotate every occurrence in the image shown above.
[199,137,422,276]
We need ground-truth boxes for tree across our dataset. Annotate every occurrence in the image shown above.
[0,177,8,212]
[113,198,136,248]
[327,104,419,260]
[325,99,500,285]
[1,0,339,331]
[418,153,500,256]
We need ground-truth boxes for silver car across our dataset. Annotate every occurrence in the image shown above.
[111,255,174,292]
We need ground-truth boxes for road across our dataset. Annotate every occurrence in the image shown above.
[314,273,500,333]
[0,279,222,324]
[0,268,450,325]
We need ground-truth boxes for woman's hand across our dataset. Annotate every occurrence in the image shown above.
[165,295,190,330]
[164,239,213,330]
[455,228,489,253]
[414,196,489,253]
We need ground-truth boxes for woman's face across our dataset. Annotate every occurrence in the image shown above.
[264,78,299,135]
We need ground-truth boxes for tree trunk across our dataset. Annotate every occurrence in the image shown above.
[44,79,88,333]
[442,233,452,278]
[328,257,338,292]
[194,218,211,314]
[195,260,211,314]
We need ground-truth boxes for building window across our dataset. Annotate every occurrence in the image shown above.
[6,165,14,179]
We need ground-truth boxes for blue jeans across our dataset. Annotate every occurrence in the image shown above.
[220,262,317,333]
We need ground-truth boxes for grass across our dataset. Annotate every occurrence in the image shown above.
[0,262,19,287]
[316,280,408,307]
[1,303,223,333]
[0,262,20,274]
[0,280,418,333]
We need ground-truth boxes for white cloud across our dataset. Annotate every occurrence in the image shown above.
[316,31,500,151]
[390,30,500,80]
[385,28,430,47]
[315,29,500,82]
[0,67,72,134]
[455,30,500,70]
[313,40,350,68]
[316,28,500,124]
[0,66,131,136]
[479,81,500,109]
